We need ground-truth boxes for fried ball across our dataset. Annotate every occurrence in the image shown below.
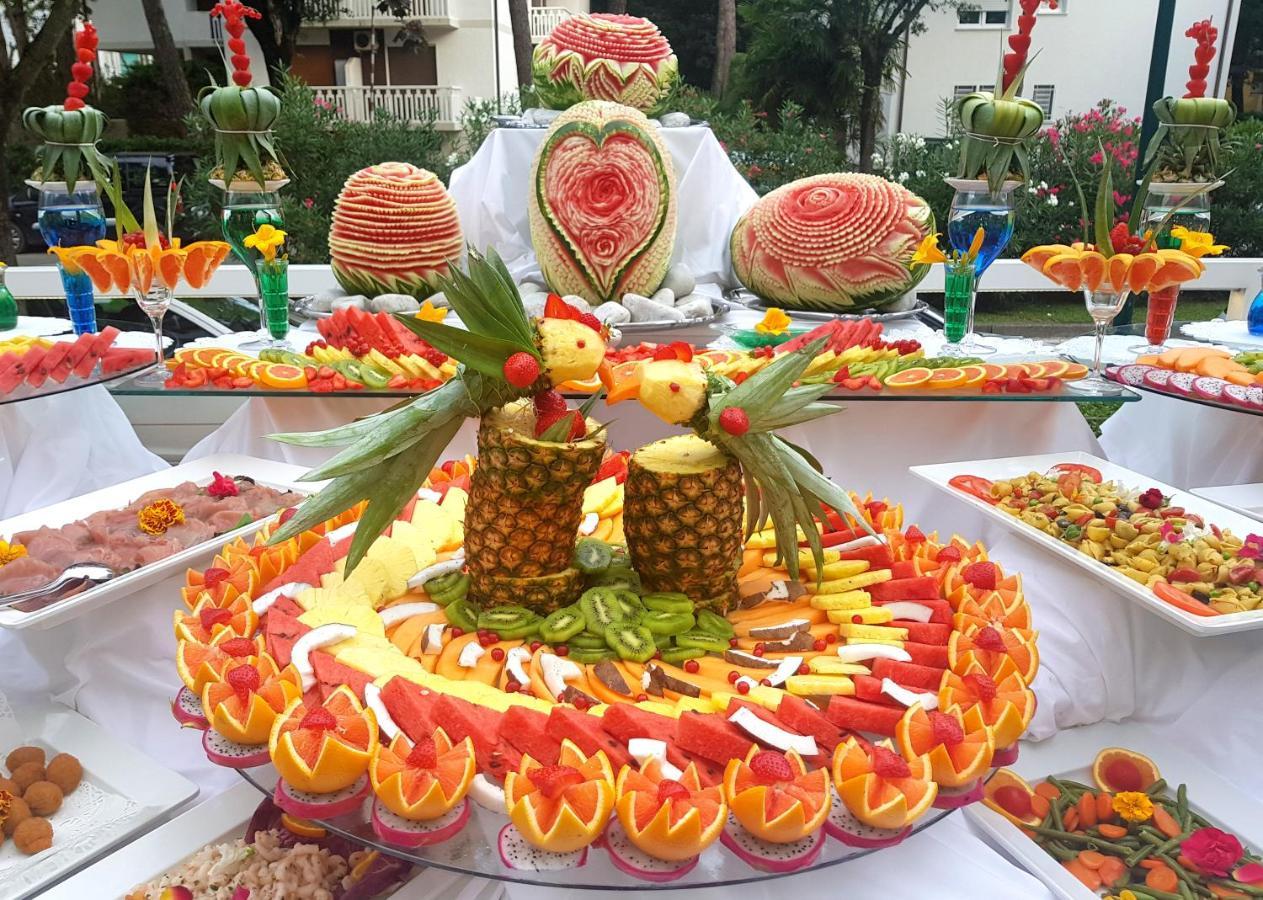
[45,753,83,795]
[13,816,52,855]
[0,777,18,796]
[3,795,31,836]
[5,746,44,773]
[10,763,43,794]
[23,781,62,816]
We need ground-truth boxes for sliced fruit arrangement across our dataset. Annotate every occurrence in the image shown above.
[1110,354,1263,415]
[984,748,1263,897]
[168,474,1040,876]
[949,464,1262,617]
[1022,242,1206,295]
[0,326,153,394]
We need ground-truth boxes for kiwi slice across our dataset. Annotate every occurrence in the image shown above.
[539,606,587,643]
[445,598,480,633]
[661,646,705,665]
[476,606,542,639]
[696,609,735,639]
[605,622,656,663]
[567,646,617,664]
[579,587,626,637]
[574,538,613,574]
[642,609,695,636]
[425,573,469,606]
[642,592,694,614]
[565,632,608,650]
[673,630,730,652]
[613,589,645,620]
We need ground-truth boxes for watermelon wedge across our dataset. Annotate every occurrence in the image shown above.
[261,539,337,594]
[853,675,904,707]
[40,343,71,383]
[310,650,373,701]
[870,658,944,691]
[675,711,754,766]
[264,608,309,666]
[826,696,904,736]
[545,705,632,770]
[380,676,440,741]
[774,694,846,755]
[500,705,561,766]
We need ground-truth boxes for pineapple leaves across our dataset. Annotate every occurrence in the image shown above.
[396,317,527,380]
[270,401,415,448]
[428,247,535,350]
[711,338,827,424]
[1093,148,1116,258]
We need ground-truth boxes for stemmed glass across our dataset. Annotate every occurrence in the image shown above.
[945,179,1018,356]
[1068,288,1130,396]
[126,247,183,387]
[1129,185,1213,354]
[36,183,106,334]
[221,190,285,350]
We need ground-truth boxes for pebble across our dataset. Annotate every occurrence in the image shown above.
[524,108,561,126]
[331,295,368,312]
[561,294,592,313]
[659,112,691,127]
[522,292,549,318]
[593,301,631,325]
[425,291,449,308]
[651,288,676,307]
[624,293,684,322]
[517,282,544,296]
[309,287,348,312]
[370,293,421,313]
[675,296,714,319]
[660,264,695,299]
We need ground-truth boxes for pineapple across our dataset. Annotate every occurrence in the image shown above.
[470,568,584,612]
[464,400,605,609]
[625,435,743,611]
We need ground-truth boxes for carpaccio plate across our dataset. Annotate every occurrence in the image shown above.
[0,454,310,631]
[1108,364,1263,417]
[911,451,1263,636]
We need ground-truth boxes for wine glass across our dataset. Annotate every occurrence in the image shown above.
[131,283,173,387]
[1128,185,1213,354]
[36,182,106,334]
[945,179,1018,357]
[1067,288,1129,396]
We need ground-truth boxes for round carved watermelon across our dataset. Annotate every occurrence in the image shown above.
[533,13,679,115]
[528,100,677,305]
[328,162,463,299]
[730,173,934,312]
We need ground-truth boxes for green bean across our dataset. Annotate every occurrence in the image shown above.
[1146,778,1169,796]
[1041,839,1078,861]
[1024,825,1132,853]
[1178,882,1195,900]
[1049,795,1065,831]
[1211,880,1263,897]
[1052,777,1095,792]
[1123,884,1182,900]
[1176,784,1189,829]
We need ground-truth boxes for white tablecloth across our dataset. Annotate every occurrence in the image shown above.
[1099,391,1263,489]
[448,125,758,288]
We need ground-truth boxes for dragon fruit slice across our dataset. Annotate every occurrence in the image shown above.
[992,744,1020,767]
[371,797,469,848]
[1166,372,1199,396]
[719,814,824,873]
[1114,365,1153,387]
[602,821,698,883]
[172,686,209,729]
[824,790,910,849]
[1244,385,1263,411]
[932,779,984,810]
[1223,384,1256,411]
[202,728,269,768]
[273,774,371,819]
[497,823,589,871]
[1192,376,1229,401]
[1142,368,1174,390]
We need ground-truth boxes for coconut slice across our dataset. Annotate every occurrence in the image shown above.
[292,623,357,691]
[763,655,804,688]
[728,707,818,757]
[592,660,630,695]
[628,738,683,780]
[723,649,780,669]
[880,601,933,623]
[406,553,465,590]
[363,682,400,741]
[880,678,938,710]
[540,652,583,701]
[760,631,816,653]
[252,581,313,615]
[379,601,440,626]
[578,512,599,536]
[836,643,912,664]
[457,641,486,668]
[746,619,811,640]
[505,646,532,687]
[421,623,446,654]
[325,520,359,544]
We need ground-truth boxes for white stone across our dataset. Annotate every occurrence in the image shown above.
[660,264,696,298]
[676,297,714,319]
[370,293,421,314]
[592,301,631,325]
[309,287,348,312]
[659,112,691,127]
[560,294,592,313]
[524,107,561,126]
[651,288,676,307]
[522,292,549,319]
[517,281,544,296]
[331,295,368,312]
[624,293,683,322]
[426,291,449,308]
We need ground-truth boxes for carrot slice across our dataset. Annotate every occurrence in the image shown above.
[1078,850,1106,870]
[1077,792,1099,828]
[1096,792,1114,821]
[1097,823,1128,839]
[1153,581,1219,617]
[1031,794,1051,818]
[1139,859,1166,870]
[1062,808,1080,831]
[1035,781,1062,801]
[1153,805,1181,838]
[1065,859,1103,890]
[1097,856,1128,888]
[1210,884,1251,899]
[1146,865,1179,893]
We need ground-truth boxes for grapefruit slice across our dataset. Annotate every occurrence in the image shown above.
[1106,253,1134,293]
[1126,253,1162,294]
[885,367,934,389]
[1060,362,1088,380]
[957,365,988,387]
[1034,360,1069,379]
[926,367,966,390]
[1043,254,1084,292]
[1079,251,1108,293]
[270,685,378,794]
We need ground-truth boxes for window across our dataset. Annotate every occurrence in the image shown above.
[954,84,977,98]
[957,7,1009,28]
[1032,84,1055,115]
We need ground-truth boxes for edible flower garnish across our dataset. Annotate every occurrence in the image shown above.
[1170,226,1227,259]
[138,498,185,535]
[207,471,240,498]
[1181,827,1244,877]
[416,300,448,323]
[911,229,986,273]
[0,540,28,567]
[1137,487,1165,510]
[1112,791,1154,823]
[1239,535,1263,560]
[1160,521,1182,545]
[243,224,286,263]
[755,307,791,335]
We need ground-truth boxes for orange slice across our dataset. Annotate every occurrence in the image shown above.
[258,364,308,390]
[885,367,934,388]
[1079,251,1108,293]
[926,367,967,389]
[957,365,988,387]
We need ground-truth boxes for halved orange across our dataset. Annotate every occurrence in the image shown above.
[505,739,615,853]
[556,376,602,393]
[183,242,231,289]
[895,706,994,787]
[202,656,302,745]
[939,670,1035,750]
[884,367,934,389]
[954,591,1033,632]
[723,747,830,843]
[615,757,727,861]
[258,364,308,390]
[832,737,938,829]
[983,769,1041,827]
[173,595,259,644]
[1107,253,1135,293]
[270,685,378,794]
[370,728,476,820]
[948,625,1039,683]
[175,634,267,692]
[926,367,967,389]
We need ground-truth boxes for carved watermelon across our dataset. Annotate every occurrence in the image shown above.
[328,162,463,299]
[528,100,677,305]
[730,173,934,312]
[532,13,679,115]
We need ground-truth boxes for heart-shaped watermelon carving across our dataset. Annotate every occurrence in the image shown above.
[529,100,677,305]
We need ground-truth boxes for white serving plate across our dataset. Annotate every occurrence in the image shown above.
[0,699,197,900]
[0,453,309,631]
[910,450,1263,636]
[967,721,1263,900]
[1191,483,1263,524]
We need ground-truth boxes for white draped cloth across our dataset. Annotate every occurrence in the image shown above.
[448,125,758,287]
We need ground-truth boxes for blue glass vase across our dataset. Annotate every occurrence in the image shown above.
[37,182,106,334]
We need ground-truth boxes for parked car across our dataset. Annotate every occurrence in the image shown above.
[6,152,181,254]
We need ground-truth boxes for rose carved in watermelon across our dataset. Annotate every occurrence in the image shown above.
[730,173,934,312]
[329,162,463,300]
[532,13,679,114]
[529,100,677,305]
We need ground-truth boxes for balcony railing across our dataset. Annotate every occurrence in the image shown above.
[312,84,462,129]
[530,6,573,42]
[307,0,451,21]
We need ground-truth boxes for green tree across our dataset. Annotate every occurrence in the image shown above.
[737,0,955,169]
[1228,0,1263,113]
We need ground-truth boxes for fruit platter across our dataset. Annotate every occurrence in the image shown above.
[913,452,1263,635]
[0,327,155,404]
[1109,347,1263,417]
[967,723,1263,900]
[0,455,307,630]
[164,252,1041,887]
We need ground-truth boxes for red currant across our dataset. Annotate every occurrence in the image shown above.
[728,637,739,647]
[797,664,810,675]
[556,645,569,657]
[684,659,700,673]
[636,693,648,702]
[826,634,838,644]
[813,639,827,651]
[505,680,520,693]
[491,648,505,661]
[736,681,750,695]
[727,671,740,684]
[450,628,464,638]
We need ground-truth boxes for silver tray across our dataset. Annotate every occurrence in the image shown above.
[617,297,731,335]
[727,288,932,323]
[292,294,335,321]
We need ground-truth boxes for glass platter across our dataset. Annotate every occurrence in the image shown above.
[726,288,934,323]
[0,360,155,406]
[1106,365,1260,417]
[235,764,958,890]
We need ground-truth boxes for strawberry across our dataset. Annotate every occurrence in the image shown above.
[532,389,568,417]
[407,736,438,770]
[871,745,911,779]
[527,764,584,799]
[226,663,260,700]
[544,294,580,321]
[936,545,962,563]
[503,352,541,389]
[656,779,691,804]
[299,707,337,731]
[904,525,926,544]
[965,672,998,702]
[962,561,998,590]
[749,750,794,784]
[199,607,233,630]
[218,637,257,658]
[718,407,750,436]
[577,312,603,333]
[928,711,965,747]
[203,567,230,589]
[973,625,1007,652]
[534,409,585,441]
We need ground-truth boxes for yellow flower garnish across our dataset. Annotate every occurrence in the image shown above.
[243,224,287,263]
[0,540,27,566]
[911,233,948,265]
[416,300,448,323]
[138,498,185,535]
[1170,225,1227,259]
[755,307,791,335]
[967,226,986,261]
[1112,791,1154,823]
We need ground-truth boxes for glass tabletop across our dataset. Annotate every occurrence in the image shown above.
[235,764,959,890]
[0,360,154,406]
